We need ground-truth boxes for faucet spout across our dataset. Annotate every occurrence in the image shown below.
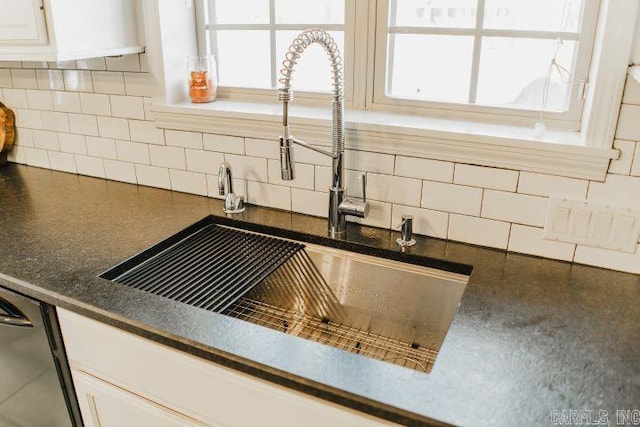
[277,28,367,237]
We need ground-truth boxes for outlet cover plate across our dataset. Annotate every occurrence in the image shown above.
[543,198,640,253]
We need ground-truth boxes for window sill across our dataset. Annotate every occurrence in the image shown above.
[152,100,617,181]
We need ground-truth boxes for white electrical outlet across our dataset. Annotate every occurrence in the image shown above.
[543,198,640,253]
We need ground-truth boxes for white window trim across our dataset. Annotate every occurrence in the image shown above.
[142,0,634,182]
[369,0,601,130]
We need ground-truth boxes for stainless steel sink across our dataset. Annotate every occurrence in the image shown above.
[102,217,470,374]
[225,242,469,373]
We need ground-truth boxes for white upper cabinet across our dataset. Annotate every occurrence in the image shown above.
[0,0,48,45]
[0,0,144,61]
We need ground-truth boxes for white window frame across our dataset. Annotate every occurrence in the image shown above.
[142,0,636,182]
[370,0,601,130]
[193,0,357,108]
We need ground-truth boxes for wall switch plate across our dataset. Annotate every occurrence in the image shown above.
[543,198,640,253]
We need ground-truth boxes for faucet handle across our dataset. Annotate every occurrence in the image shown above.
[360,172,367,203]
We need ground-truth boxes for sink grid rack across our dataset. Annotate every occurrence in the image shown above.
[225,298,438,373]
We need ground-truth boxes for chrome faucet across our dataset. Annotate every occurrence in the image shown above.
[278,28,368,237]
[218,162,245,214]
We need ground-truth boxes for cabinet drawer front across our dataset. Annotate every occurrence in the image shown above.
[72,369,211,427]
[58,309,398,427]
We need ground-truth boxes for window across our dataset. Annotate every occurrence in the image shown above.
[374,0,600,128]
[198,0,599,129]
[197,0,351,98]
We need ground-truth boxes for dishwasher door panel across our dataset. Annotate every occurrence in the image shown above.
[0,288,73,427]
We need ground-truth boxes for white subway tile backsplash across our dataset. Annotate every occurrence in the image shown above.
[63,70,93,92]
[3,89,28,108]
[23,147,50,168]
[0,61,20,68]
[518,172,589,199]
[185,149,224,174]
[349,200,393,229]
[588,174,640,209]
[247,181,291,210]
[482,190,548,227]
[291,188,329,217]
[150,145,186,170]
[139,53,149,73]
[170,169,208,196]
[41,111,69,132]
[622,76,640,105]
[449,214,510,249]
[345,150,394,174]
[53,92,81,113]
[632,142,640,177]
[21,61,47,69]
[116,140,149,164]
[97,116,130,140]
[129,120,164,145]
[391,205,449,239]
[48,151,77,174]
[110,95,144,120]
[35,70,64,91]
[615,104,640,140]
[267,159,314,189]
[203,134,244,154]
[80,93,111,116]
[245,138,279,159]
[15,109,43,129]
[74,155,105,178]
[104,159,137,184]
[422,181,483,216]
[92,71,126,95]
[135,164,171,189]
[58,133,87,155]
[0,69,12,88]
[76,58,106,71]
[395,156,454,183]
[166,130,203,150]
[7,146,26,164]
[508,224,575,261]
[32,130,59,151]
[143,98,153,121]
[225,154,268,182]
[86,136,117,160]
[106,55,141,72]
[7,61,640,275]
[608,139,636,175]
[367,173,422,206]
[48,61,76,70]
[11,69,37,89]
[574,245,640,274]
[14,128,34,147]
[124,72,152,97]
[454,164,518,192]
[68,114,99,136]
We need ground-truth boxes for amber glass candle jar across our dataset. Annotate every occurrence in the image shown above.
[188,55,217,103]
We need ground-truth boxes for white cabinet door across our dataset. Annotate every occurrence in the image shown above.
[72,370,213,427]
[0,0,47,45]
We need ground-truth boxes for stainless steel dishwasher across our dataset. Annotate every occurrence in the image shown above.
[0,286,83,426]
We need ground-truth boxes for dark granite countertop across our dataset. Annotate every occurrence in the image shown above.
[1,164,638,427]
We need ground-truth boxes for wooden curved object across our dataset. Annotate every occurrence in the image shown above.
[0,101,16,154]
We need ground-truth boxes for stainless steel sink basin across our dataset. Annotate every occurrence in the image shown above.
[225,242,469,373]
[102,216,470,374]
